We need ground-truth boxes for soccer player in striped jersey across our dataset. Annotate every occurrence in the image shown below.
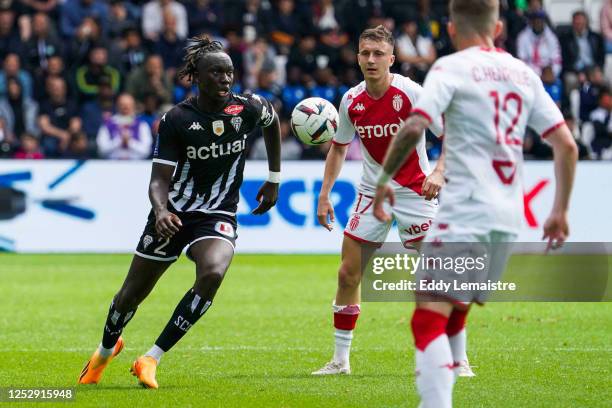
[374,0,577,406]
[79,35,281,389]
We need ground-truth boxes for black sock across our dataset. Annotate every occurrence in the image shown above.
[155,288,212,352]
[101,298,137,349]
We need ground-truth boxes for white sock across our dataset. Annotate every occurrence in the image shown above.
[145,344,165,363]
[448,327,468,363]
[97,343,114,358]
[333,329,353,365]
[415,334,454,408]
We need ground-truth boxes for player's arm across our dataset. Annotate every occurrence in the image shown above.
[374,114,430,221]
[422,142,445,201]
[317,142,349,231]
[253,112,281,215]
[542,124,578,250]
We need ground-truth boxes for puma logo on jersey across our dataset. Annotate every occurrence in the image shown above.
[188,122,204,131]
[353,103,365,111]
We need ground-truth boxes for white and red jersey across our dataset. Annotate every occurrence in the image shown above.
[333,74,443,196]
[412,46,564,234]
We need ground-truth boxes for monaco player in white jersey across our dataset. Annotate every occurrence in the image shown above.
[373,0,578,406]
[311,25,474,376]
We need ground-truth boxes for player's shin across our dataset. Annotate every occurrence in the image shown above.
[446,308,470,378]
[100,297,137,356]
[412,308,454,408]
[149,288,212,362]
[332,302,360,365]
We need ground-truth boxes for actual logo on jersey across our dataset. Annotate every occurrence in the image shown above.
[353,103,365,112]
[215,221,235,238]
[224,104,244,115]
[212,120,224,136]
[143,235,153,250]
[349,215,360,231]
[189,121,204,131]
[230,116,243,132]
[392,94,403,112]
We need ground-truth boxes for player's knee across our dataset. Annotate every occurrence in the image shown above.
[194,264,226,292]
[338,262,360,290]
[114,290,139,312]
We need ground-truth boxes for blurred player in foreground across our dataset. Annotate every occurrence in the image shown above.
[373,0,578,406]
[79,35,281,389]
[311,25,477,376]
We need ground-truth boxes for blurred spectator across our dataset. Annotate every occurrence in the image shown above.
[153,8,186,77]
[301,141,330,160]
[588,86,612,159]
[22,13,64,77]
[111,27,148,76]
[68,16,104,67]
[310,67,339,103]
[142,0,187,41]
[0,78,39,138]
[60,0,108,38]
[254,69,282,107]
[396,19,436,83]
[0,53,34,99]
[281,66,307,116]
[107,0,139,40]
[173,73,197,104]
[80,77,115,139]
[75,46,120,102]
[313,0,340,31]
[0,8,23,60]
[287,34,318,84]
[578,66,606,122]
[265,0,311,54]
[318,28,350,71]
[126,54,173,105]
[244,37,277,90]
[564,111,589,160]
[64,130,92,159]
[517,10,562,77]
[224,27,247,85]
[250,118,301,160]
[13,132,44,159]
[601,0,612,53]
[96,93,152,160]
[0,116,16,157]
[138,93,161,133]
[19,0,60,17]
[227,0,266,43]
[560,11,605,91]
[541,66,563,107]
[187,0,223,37]
[38,76,82,157]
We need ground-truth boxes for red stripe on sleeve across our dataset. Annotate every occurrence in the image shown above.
[411,109,433,123]
[541,121,566,139]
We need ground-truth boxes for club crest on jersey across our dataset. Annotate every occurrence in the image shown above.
[392,94,403,112]
[353,103,365,112]
[143,235,153,249]
[188,121,204,131]
[231,116,243,132]
[349,215,360,231]
[215,221,234,238]
[224,104,244,115]
[212,120,224,136]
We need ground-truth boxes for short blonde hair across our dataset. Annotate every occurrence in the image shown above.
[450,0,499,35]
[359,25,394,48]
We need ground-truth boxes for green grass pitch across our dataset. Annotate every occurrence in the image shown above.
[1,254,610,407]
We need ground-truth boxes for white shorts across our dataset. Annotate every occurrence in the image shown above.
[344,192,438,247]
[417,221,518,305]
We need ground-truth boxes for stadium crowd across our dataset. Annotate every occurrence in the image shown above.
[0,0,609,160]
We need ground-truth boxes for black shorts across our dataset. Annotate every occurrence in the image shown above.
[135,208,237,262]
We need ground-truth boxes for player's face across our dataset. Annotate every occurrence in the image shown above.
[357,39,394,81]
[195,52,234,102]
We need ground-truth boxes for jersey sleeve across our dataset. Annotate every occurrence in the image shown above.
[250,93,276,128]
[152,111,181,166]
[332,92,355,145]
[526,72,565,138]
[411,59,459,128]
[400,76,445,138]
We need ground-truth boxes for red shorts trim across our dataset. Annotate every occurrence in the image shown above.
[344,231,383,247]
[541,121,565,139]
[332,140,350,146]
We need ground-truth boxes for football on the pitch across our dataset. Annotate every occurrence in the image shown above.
[290,97,338,145]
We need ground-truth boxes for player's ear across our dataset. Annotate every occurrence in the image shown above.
[447,21,456,39]
[389,53,395,67]
[493,19,504,40]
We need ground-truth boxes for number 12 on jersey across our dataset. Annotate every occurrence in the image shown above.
[489,90,523,185]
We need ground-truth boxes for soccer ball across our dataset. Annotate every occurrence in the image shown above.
[290,97,338,145]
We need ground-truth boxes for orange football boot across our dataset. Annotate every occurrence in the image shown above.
[130,356,159,389]
[78,337,125,384]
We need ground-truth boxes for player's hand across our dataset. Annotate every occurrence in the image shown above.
[422,169,444,200]
[542,210,569,253]
[155,209,182,239]
[252,181,278,215]
[373,184,394,222]
[317,195,335,231]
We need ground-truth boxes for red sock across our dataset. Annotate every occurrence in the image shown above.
[411,308,449,352]
[446,308,468,337]
[333,304,360,330]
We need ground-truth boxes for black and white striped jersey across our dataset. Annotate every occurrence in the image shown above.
[152,93,275,215]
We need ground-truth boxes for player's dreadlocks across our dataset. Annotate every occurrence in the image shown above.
[178,34,225,82]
